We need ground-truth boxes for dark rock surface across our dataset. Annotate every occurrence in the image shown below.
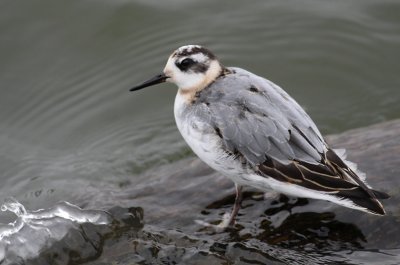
[88,119,400,264]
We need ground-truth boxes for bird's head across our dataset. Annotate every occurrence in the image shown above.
[130,45,224,93]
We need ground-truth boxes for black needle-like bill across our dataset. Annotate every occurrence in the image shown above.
[129,73,168,92]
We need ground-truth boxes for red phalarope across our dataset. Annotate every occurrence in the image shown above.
[130,45,389,227]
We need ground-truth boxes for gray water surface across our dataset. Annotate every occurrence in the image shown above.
[0,0,399,264]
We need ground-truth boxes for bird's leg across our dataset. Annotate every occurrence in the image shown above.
[226,184,243,227]
[196,184,244,231]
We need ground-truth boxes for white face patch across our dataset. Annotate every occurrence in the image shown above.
[163,56,204,90]
[189,53,208,63]
[163,55,222,92]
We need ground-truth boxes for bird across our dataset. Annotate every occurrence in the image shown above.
[130,45,389,227]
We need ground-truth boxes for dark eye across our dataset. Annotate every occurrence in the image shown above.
[180,58,195,67]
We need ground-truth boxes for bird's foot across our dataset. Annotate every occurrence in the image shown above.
[195,212,236,232]
[263,190,281,200]
[196,184,243,232]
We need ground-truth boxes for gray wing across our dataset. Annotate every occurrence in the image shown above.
[200,67,325,166]
[195,67,387,211]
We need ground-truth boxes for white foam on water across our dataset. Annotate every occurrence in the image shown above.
[0,197,111,264]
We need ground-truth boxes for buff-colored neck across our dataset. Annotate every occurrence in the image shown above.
[178,62,229,103]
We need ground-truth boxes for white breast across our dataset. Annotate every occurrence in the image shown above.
[174,92,254,186]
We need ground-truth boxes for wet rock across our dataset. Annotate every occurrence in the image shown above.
[90,119,400,264]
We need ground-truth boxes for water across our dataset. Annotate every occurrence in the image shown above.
[0,0,399,264]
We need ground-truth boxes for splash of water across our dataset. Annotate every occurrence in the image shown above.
[0,197,111,264]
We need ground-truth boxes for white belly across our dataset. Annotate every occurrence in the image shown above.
[174,93,251,186]
[174,93,285,192]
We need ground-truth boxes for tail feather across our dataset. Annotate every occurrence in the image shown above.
[347,197,386,215]
[372,189,390,199]
[325,148,389,215]
[337,188,388,215]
